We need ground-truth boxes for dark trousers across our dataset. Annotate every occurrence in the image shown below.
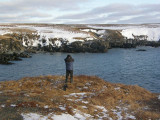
[65,70,73,83]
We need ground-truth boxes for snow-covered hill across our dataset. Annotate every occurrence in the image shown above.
[88,24,160,41]
[0,24,160,53]
[0,24,97,48]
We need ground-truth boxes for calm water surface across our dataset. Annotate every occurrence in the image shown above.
[0,46,160,93]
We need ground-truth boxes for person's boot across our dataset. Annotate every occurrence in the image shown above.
[70,78,73,83]
[63,84,68,91]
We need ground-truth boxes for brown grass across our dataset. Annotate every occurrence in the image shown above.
[9,28,36,34]
[0,35,13,40]
[0,75,159,119]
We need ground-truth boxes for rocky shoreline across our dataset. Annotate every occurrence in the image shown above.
[0,52,31,65]
[0,40,160,65]
[1,24,160,65]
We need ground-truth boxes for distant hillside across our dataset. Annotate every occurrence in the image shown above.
[0,24,160,54]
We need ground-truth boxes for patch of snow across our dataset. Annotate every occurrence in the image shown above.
[83,87,88,89]
[97,30,105,34]
[22,111,92,120]
[86,37,94,40]
[85,83,91,86]
[44,105,49,109]
[96,106,108,112]
[88,25,141,30]
[64,93,87,97]
[82,106,87,109]
[1,105,5,108]
[55,40,62,47]
[121,28,160,41]
[80,29,96,33]
[10,104,16,107]
[24,94,30,97]
[125,113,136,120]
[21,113,48,120]
[67,99,73,101]
[158,95,160,100]
[52,114,77,120]
[95,106,112,120]
[0,30,5,35]
[115,87,120,90]
[81,28,105,35]
[73,109,93,120]
[112,106,136,120]
[59,106,66,111]
[31,26,92,44]
[81,101,89,104]
[112,109,123,120]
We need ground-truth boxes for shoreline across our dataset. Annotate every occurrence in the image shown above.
[0,45,159,65]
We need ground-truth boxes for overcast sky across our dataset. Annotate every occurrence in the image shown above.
[0,0,160,24]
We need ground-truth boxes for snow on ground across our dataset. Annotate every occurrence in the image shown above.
[10,104,16,107]
[0,29,11,35]
[88,25,160,41]
[96,106,112,119]
[0,25,94,47]
[115,87,121,90]
[80,29,105,35]
[21,113,49,120]
[21,110,93,120]
[64,92,88,98]
[88,25,141,30]
[21,105,136,120]
[111,106,136,120]
[1,105,5,108]
[1,24,160,45]
[31,26,92,43]
[121,28,160,41]
[158,95,160,100]
[0,30,5,35]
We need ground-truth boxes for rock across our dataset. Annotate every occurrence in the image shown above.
[62,40,109,53]
[0,52,32,65]
[19,53,32,58]
[122,43,136,48]
[0,35,25,54]
[0,54,14,65]
[136,49,146,51]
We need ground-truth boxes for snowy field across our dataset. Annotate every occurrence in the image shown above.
[0,24,160,48]
[88,24,160,41]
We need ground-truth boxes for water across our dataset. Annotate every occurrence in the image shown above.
[0,46,160,93]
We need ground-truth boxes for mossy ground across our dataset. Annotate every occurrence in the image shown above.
[0,75,160,120]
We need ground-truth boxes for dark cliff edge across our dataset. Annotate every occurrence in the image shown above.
[0,30,160,65]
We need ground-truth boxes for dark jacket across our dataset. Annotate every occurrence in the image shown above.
[65,56,74,70]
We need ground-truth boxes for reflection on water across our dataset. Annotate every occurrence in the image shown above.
[0,46,160,93]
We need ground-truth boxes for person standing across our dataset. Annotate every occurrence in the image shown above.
[64,55,74,84]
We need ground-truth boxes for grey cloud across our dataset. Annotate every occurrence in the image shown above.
[0,12,51,23]
[112,13,160,24]
[0,0,160,24]
[56,3,160,24]
[0,0,91,23]
[0,0,90,13]
[56,3,134,19]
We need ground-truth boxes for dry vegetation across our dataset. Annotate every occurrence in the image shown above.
[0,75,160,120]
